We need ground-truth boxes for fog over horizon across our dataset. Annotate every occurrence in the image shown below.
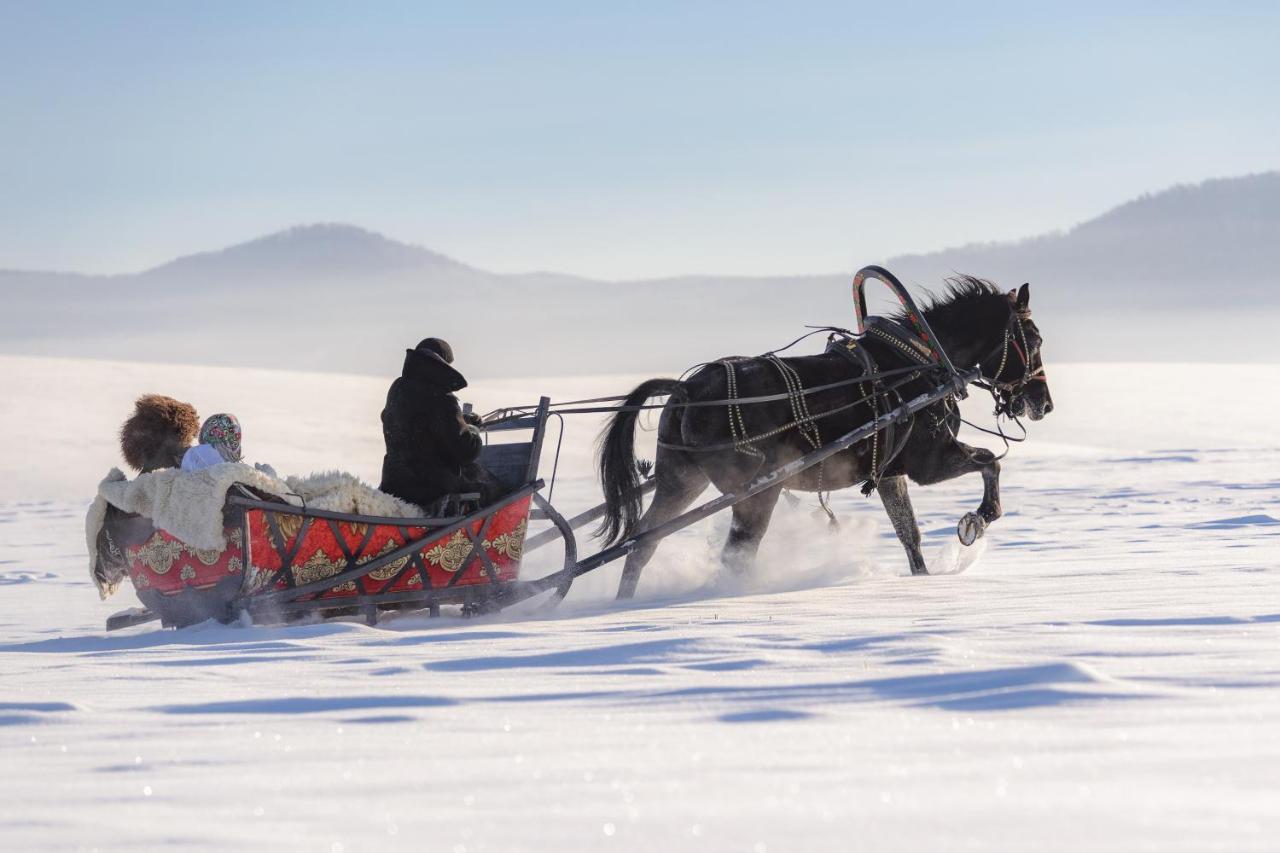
[3,171,1278,377]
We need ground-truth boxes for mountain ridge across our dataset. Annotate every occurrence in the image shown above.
[2,171,1277,373]
[3,171,1276,288]
[137,222,474,280]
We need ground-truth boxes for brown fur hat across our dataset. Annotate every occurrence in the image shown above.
[120,394,200,472]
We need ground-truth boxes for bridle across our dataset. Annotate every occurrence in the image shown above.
[973,294,1046,418]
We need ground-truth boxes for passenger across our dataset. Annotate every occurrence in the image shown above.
[379,337,494,511]
[121,394,200,473]
[181,413,242,472]
[95,394,201,596]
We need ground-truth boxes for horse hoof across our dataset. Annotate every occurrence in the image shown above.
[957,512,986,546]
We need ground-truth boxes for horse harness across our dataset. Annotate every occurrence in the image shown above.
[829,317,938,493]
[722,354,840,520]
[717,315,942,510]
[651,299,1034,498]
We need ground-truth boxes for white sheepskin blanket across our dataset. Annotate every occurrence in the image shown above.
[86,464,424,599]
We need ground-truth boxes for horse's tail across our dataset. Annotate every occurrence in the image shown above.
[596,378,686,546]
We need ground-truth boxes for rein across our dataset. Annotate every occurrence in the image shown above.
[653,366,926,454]
[481,363,930,423]
[485,294,1043,471]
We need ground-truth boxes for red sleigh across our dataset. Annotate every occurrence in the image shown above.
[107,398,577,630]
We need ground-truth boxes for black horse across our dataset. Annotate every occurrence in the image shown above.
[597,277,1052,598]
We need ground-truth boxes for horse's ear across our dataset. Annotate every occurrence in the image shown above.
[1015,283,1030,310]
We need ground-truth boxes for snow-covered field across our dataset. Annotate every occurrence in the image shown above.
[2,354,1278,851]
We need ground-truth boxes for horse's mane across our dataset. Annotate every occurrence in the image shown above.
[894,275,1006,333]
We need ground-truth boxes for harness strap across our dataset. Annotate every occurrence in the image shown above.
[863,317,936,366]
[825,334,930,493]
[975,302,1045,418]
[722,358,764,462]
[641,320,959,501]
[764,354,838,525]
[482,364,931,424]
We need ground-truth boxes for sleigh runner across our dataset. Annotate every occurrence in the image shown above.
[104,266,1050,630]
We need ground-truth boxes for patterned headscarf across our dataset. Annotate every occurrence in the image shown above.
[199,413,242,463]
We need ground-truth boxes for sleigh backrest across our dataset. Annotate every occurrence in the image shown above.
[476,396,551,492]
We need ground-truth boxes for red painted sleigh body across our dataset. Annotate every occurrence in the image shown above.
[109,399,572,630]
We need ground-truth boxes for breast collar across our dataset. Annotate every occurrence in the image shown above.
[823,315,939,378]
[859,316,937,366]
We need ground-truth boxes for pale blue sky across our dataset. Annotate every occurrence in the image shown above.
[1,1,1276,278]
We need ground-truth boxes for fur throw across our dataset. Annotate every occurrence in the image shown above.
[86,465,425,598]
[281,470,425,519]
[121,394,200,472]
[85,470,127,599]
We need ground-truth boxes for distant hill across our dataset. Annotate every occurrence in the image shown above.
[1,172,1277,376]
[139,223,472,281]
[888,172,1280,308]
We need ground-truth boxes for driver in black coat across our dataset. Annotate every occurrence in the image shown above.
[378,338,492,511]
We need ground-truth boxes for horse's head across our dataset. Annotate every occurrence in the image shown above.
[982,283,1052,421]
[913,276,1054,421]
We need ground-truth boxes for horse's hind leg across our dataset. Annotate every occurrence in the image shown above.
[616,456,709,600]
[877,476,929,576]
[721,485,783,576]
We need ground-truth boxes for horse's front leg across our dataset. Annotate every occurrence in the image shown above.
[876,476,929,576]
[970,444,1002,526]
[909,441,1001,546]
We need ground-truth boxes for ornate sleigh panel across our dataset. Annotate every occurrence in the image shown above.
[121,524,246,627]
[126,527,245,592]
[230,396,551,624]
[236,491,532,621]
